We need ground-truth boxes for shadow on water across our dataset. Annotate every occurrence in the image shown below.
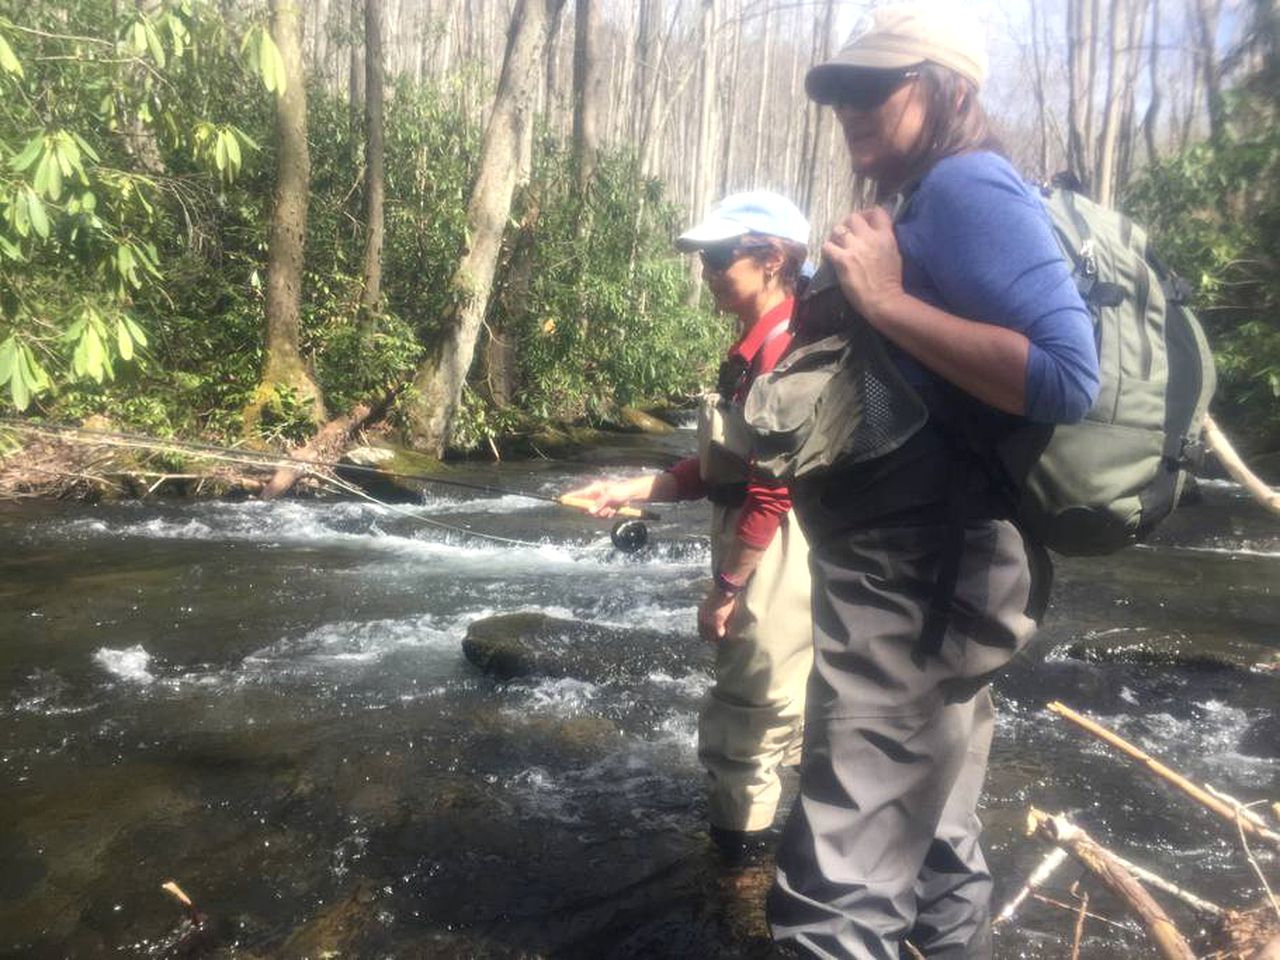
[0,463,1277,958]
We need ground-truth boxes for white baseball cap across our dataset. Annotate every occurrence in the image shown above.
[676,190,810,251]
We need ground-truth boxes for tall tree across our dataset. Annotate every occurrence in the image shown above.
[359,0,386,329]
[251,0,325,428]
[404,0,566,454]
[571,0,604,195]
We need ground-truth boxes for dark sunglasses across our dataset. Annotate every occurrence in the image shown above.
[699,241,770,273]
[830,68,919,112]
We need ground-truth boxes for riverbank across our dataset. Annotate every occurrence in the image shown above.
[0,409,689,504]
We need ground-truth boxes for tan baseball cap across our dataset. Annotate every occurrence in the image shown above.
[806,2,988,104]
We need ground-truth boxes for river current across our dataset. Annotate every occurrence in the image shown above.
[1,434,1277,958]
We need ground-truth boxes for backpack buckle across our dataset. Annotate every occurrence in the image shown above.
[1079,239,1099,279]
[1179,438,1208,470]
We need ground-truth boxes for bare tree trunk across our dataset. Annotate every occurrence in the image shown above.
[252,0,325,429]
[348,0,364,114]
[1067,0,1097,190]
[1096,0,1130,207]
[1029,0,1052,180]
[718,0,742,194]
[359,0,386,329]
[750,2,774,186]
[404,0,564,454]
[687,0,720,305]
[1142,0,1163,164]
[1192,0,1226,143]
[802,0,837,210]
[571,0,604,194]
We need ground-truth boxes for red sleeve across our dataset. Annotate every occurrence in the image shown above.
[665,457,706,501]
[734,473,792,548]
[731,326,795,548]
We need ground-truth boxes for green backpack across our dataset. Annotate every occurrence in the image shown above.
[998,187,1217,555]
[744,187,1217,556]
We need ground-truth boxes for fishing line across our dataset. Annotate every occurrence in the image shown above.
[1,418,658,552]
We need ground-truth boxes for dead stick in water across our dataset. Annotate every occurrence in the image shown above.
[1106,850,1225,918]
[1047,701,1280,853]
[994,846,1071,926]
[1070,889,1089,960]
[1029,891,1131,931]
[1203,415,1280,515]
[1028,808,1196,960]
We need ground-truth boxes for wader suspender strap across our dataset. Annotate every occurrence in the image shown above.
[915,453,971,662]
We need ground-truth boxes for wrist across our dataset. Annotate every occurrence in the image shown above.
[713,570,749,596]
[865,286,910,328]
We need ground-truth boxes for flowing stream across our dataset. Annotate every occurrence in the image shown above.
[1,429,1278,958]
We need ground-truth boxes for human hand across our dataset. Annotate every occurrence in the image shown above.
[821,206,906,327]
[697,587,738,644]
[560,479,639,518]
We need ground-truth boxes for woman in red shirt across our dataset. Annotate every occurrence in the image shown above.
[564,191,813,862]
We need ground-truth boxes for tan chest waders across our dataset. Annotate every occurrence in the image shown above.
[694,391,813,833]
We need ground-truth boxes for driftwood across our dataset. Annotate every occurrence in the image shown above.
[261,391,395,499]
[994,846,1071,926]
[1048,701,1280,853]
[1027,808,1197,960]
[1204,415,1280,515]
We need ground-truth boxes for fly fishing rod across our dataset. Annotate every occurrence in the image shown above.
[0,419,659,553]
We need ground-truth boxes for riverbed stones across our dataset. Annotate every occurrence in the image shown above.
[462,612,708,684]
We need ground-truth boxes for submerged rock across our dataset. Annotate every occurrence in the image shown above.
[1062,628,1277,672]
[1238,714,1280,759]
[463,612,708,684]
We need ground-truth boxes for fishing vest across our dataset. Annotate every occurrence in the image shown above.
[742,259,929,484]
[698,320,794,497]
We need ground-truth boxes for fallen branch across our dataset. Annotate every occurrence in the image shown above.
[261,389,396,499]
[994,846,1071,926]
[1203,415,1280,515]
[1047,701,1280,852]
[1070,888,1089,960]
[1028,808,1197,960]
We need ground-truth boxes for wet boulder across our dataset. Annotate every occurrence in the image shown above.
[1061,627,1277,672]
[1238,714,1280,759]
[463,612,708,684]
[614,406,676,435]
[338,443,443,502]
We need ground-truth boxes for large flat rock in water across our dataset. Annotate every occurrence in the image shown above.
[463,612,709,683]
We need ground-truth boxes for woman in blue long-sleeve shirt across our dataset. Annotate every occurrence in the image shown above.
[765,6,1099,959]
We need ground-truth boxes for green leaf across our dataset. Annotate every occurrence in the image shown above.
[24,189,48,239]
[70,131,100,164]
[259,29,286,95]
[223,130,241,172]
[10,136,41,172]
[0,33,21,78]
[10,360,29,409]
[131,20,148,56]
[122,315,148,348]
[20,344,48,391]
[0,336,15,387]
[84,324,105,383]
[144,21,166,68]
[117,317,134,361]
